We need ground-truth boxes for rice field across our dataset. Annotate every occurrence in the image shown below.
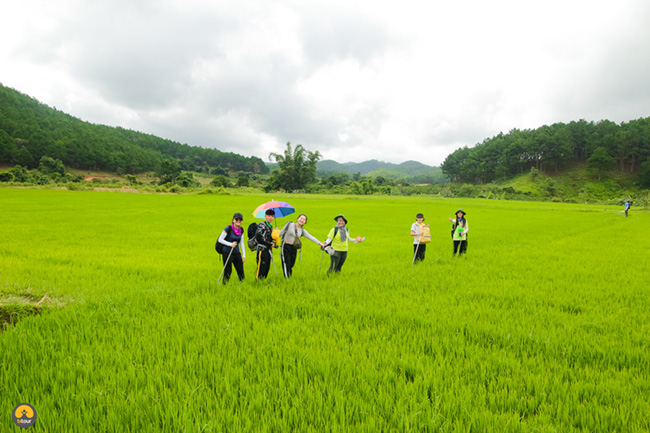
[1,188,649,432]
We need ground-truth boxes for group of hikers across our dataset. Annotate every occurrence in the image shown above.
[215,208,469,284]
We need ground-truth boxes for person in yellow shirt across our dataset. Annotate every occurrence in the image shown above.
[324,214,354,275]
[449,209,468,256]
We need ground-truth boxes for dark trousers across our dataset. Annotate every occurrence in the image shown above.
[281,244,297,278]
[413,244,426,262]
[256,247,272,280]
[453,240,467,256]
[328,251,347,274]
[222,252,244,284]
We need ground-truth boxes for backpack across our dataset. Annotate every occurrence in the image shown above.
[247,222,258,251]
[417,224,431,244]
[451,219,468,239]
[215,226,232,255]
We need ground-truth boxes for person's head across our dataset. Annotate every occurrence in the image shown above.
[296,214,307,227]
[416,212,425,223]
[265,209,275,223]
[455,209,466,219]
[232,212,244,227]
[334,214,348,227]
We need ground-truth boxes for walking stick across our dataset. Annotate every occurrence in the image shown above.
[318,249,324,274]
[412,238,421,265]
[280,239,289,279]
[270,249,278,276]
[217,246,236,285]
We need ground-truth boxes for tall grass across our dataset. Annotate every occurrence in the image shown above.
[1,189,648,432]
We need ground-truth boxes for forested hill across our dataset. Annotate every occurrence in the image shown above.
[441,118,650,186]
[0,84,268,174]
[316,159,447,184]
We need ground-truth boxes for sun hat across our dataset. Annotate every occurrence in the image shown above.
[455,208,466,216]
[232,212,244,220]
[334,214,348,224]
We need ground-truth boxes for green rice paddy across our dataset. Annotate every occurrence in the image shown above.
[1,189,648,432]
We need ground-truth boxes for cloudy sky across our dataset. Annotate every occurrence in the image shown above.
[2,0,650,166]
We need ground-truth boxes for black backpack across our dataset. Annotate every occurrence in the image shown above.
[247,222,258,251]
[215,226,232,255]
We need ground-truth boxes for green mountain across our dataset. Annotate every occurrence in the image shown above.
[316,159,447,184]
[0,84,268,174]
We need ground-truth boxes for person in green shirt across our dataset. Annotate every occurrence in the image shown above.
[324,214,353,274]
[449,208,468,256]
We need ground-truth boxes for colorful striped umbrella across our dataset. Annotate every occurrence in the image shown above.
[252,200,295,219]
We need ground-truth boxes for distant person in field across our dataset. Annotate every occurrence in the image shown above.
[449,209,468,256]
[279,214,324,278]
[254,209,278,280]
[217,212,246,283]
[323,215,363,274]
[624,199,631,217]
[411,213,429,263]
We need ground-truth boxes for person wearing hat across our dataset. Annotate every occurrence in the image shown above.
[449,209,468,256]
[410,213,429,263]
[217,212,247,283]
[254,209,278,280]
[279,214,325,278]
[323,214,356,274]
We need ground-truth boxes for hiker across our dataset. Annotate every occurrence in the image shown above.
[624,199,631,217]
[323,215,356,275]
[411,212,429,263]
[217,212,246,283]
[254,209,278,280]
[279,214,324,278]
[449,209,468,256]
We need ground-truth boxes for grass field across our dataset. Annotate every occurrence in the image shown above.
[1,189,649,432]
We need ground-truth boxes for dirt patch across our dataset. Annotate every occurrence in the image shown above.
[0,293,55,332]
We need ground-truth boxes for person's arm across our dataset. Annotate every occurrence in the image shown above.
[301,228,322,245]
[218,230,230,247]
[410,223,419,237]
[463,221,468,235]
[240,232,246,260]
[324,228,334,246]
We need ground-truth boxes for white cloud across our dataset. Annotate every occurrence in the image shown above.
[1,0,649,166]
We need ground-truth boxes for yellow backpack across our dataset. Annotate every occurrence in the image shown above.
[417,223,431,244]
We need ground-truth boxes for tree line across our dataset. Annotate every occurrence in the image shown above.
[441,118,650,187]
[0,84,268,175]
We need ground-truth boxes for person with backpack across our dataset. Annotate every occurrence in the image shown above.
[254,209,278,280]
[323,215,359,275]
[449,209,468,256]
[279,214,324,278]
[411,212,429,263]
[216,212,246,283]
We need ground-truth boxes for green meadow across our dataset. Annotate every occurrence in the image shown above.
[1,189,648,432]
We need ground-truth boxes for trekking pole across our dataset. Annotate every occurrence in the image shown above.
[270,253,278,276]
[318,249,324,274]
[412,238,420,265]
[280,240,288,279]
[217,246,236,285]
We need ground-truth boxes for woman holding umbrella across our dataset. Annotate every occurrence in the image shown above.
[279,214,325,278]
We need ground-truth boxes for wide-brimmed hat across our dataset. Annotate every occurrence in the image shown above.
[455,208,466,216]
[416,213,424,220]
[232,212,244,220]
[334,214,348,224]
